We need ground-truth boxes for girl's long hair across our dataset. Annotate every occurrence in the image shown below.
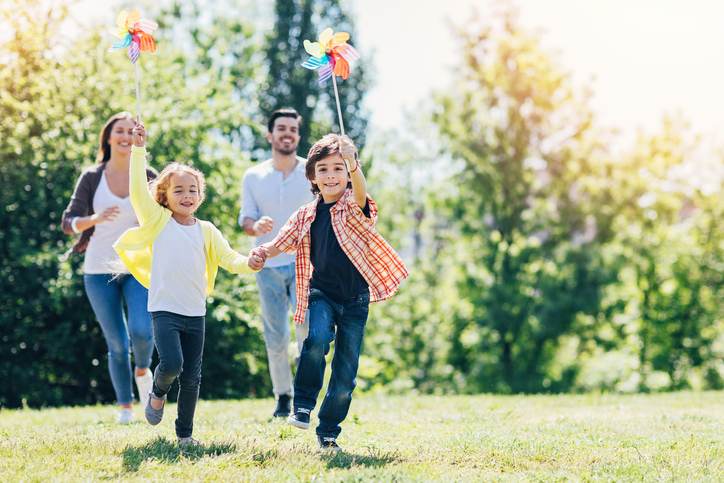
[96,112,134,164]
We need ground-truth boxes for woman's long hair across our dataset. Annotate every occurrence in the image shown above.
[96,112,134,164]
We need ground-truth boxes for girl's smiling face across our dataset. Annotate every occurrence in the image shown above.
[166,172,201,218]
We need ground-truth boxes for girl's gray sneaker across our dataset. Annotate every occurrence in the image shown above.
[145,392,166,425]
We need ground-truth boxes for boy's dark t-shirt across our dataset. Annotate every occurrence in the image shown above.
[309,198,370,303]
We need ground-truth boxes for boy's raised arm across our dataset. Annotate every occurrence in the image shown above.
[339,136,367,208]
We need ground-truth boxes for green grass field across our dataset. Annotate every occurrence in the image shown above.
[0,392,722,481]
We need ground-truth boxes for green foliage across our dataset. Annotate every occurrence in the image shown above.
[431,8,617,393]
[366,7,722,395]
[586,119,724,392]
[0,0,268,408]
[0,0,720,407]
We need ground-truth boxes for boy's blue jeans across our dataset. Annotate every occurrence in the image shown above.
[83,274,154,405]
[293,288,369,438]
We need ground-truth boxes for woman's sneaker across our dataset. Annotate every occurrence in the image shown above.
[287,408,311,429]
[135,371,153,410]
[117,407,134,424]
[145,392,166,425]
[317,436,342,453]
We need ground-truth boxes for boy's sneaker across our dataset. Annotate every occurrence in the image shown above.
[287,408,311,429]
[273,394,291,418]
[117,407,134,424]
[178,436,201,447]
[317,435,342,453]
[145,392,166,426]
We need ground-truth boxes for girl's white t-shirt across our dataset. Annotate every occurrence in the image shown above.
[83,172,138,274]
[148,218,207,316]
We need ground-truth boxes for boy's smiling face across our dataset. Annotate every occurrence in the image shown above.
[311,153,349,203]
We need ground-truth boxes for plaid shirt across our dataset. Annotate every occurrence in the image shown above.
[272,189,409,325]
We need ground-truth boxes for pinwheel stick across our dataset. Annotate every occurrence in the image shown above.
[331,74,345,136]
[134,62,142,122]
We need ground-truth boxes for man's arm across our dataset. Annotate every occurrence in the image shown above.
[242,216,274,237]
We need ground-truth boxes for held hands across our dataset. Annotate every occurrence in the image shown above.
[247,246,268,271]
[253,216,274,236]
[132,122,146,147]
[339,135,359,173]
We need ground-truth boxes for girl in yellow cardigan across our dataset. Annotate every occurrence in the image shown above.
[114,123,265,446]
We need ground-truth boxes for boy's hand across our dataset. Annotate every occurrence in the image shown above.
[339,135,359,172]
[132,123,146,147]
[248,250,265,270]
[251,246,268,261]
[247,246,268,270]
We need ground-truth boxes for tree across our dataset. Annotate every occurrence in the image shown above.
[603,118,724,391]
[0,0,269,407]
[432,7,617,393]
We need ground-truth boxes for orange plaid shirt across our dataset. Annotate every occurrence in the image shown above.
[272,189,409,325]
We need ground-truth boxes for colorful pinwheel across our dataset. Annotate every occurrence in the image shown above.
[109,9,158,121]
[302,28,360,135]
[109,9,158,64]
[302,28,359,84]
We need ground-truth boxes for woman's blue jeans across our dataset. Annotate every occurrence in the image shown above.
[83,273,154,405]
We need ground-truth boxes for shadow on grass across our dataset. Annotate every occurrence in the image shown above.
[121,436,236,472]
[323,447,402,469]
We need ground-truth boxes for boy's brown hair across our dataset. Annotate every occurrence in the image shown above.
[305,134,351,195]
[150,163,207,208]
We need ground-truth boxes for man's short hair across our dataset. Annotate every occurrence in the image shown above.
[267,108,302,133]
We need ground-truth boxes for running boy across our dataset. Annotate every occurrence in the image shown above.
[252,134,408,452]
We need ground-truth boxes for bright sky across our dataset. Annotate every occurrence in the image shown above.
[355,0,724,142]
[69,0,724,141]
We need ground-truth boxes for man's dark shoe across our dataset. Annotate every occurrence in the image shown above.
[317,435,342,453]
[287,407,311,429]
[273,394,291,418]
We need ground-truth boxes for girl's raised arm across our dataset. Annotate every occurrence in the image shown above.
[129,123,163,225]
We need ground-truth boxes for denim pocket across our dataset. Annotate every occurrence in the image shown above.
[308,288,323,305]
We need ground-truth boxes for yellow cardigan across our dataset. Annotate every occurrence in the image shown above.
[113,145,255,293]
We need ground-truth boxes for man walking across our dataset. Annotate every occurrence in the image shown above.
[239,108,313,417]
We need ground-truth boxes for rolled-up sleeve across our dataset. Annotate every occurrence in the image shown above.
[272,210,302,254]
[239,172,260,226]
[61,171,91,235]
